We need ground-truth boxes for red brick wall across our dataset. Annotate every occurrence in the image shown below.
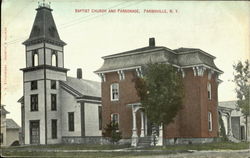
[164,68,218,138]
[200,70,219,138]
[101,70,141,138]
[102,68,219,139]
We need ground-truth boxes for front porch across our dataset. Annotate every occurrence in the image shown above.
[127,102,163,147]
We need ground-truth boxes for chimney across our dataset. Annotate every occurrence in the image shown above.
[149,37,155,47]
[77,68,82,79]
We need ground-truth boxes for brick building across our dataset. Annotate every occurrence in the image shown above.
[18,3,102,145]
[95,38,223,146]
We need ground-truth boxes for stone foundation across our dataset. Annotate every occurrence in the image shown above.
[62,136,131,145]
[164,137,220,145]
[62,136,110,145]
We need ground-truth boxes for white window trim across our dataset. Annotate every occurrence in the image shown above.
[110,83,119,101]
[208,112,212,131]
[207,83,212,100]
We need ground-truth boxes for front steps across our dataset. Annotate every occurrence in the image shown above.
[227,135,241,143]
[138,136,152,147]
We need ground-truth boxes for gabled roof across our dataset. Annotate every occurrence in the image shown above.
[6,119,20,129]
[17,96,24,104]
[1,105,9,115]
[219,100,243,116]
[219,100,237,109]
[60,77,101,98]
[23,6,66,46]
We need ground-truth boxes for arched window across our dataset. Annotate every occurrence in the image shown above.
[51,51,57,67]
[32,51,38,66]
[207,83,212,100]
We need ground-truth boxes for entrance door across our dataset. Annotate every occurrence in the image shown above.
[30,121,40,144]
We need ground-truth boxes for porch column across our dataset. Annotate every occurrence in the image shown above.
[156,123,163,146]
[145,114,148,136]
[228,113,233,136]
[131,106,138,146]
[140,111,145,137]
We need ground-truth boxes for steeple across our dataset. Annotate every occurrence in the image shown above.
[23,1,66,46]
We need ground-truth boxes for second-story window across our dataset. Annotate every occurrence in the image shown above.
[110,83,119,101]
[31,81,37,90]
[32,50,38,67]
[30,94,38,111]
[51,51,57,67]
[207,83,212,100]
[51,94,57,111]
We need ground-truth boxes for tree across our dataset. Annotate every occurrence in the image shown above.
[232,60,249,116]
[134,63,184,126]
[232,60,250,140]
[103,122,122,144]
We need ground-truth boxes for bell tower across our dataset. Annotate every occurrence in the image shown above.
[21,2,68,145]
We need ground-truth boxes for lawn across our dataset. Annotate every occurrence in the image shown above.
[6,143,130,150]
[1,141,249,157]
[151,141,250,151]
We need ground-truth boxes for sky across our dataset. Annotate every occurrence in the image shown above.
[1,0,250,125]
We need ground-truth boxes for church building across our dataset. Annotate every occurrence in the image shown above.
[95,38,223,146]
[18,3,102,145]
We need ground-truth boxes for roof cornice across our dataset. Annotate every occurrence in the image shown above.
[20,65,69,72]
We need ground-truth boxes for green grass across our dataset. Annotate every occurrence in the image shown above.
[1,141,249,157]
[5,144,130,150]
[151,141,250,151]
[1,150,187,158]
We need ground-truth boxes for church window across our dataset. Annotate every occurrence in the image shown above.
[208,112,212,131]
[207,83,212,100]
[51,51,57,67]
[51,80,56,89]
[110,83,119,101]
[31,81,37,90]
[51,94,57,111]
[32,50,38,66]
[51,119,57,139]
[68,112,74,131]
[111,113,119,126]
[30,94,38,111]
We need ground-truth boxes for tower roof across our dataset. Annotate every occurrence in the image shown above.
[23,3,66,46]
